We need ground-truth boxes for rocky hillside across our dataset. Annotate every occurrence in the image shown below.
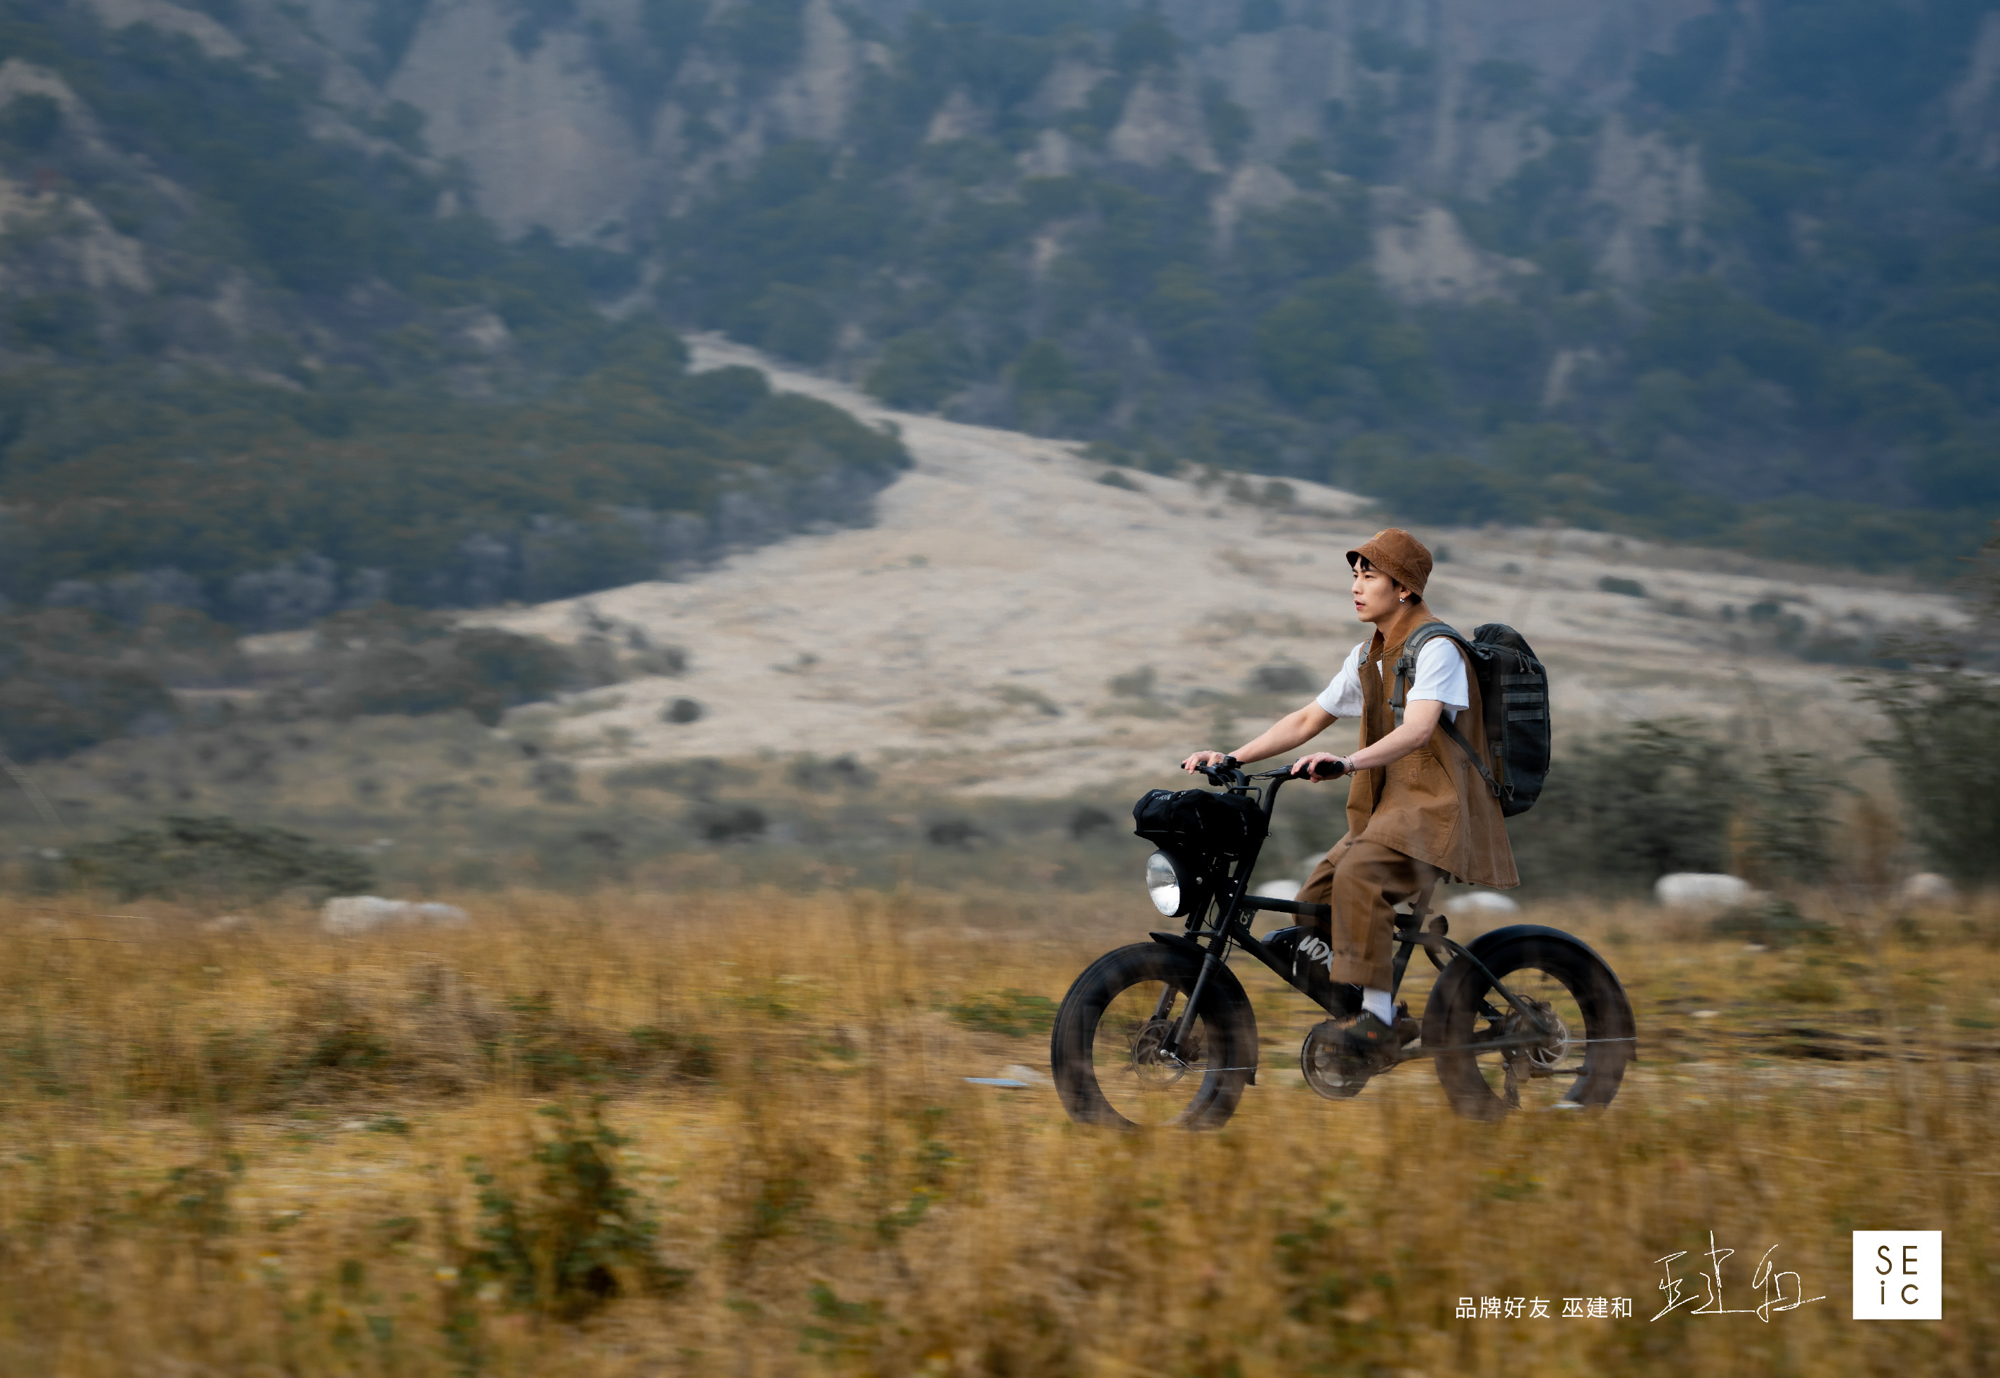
[2,0,1998,590]
[479,334,1968,798]
[0,0,914,627]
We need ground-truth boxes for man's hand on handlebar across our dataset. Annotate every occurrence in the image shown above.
[1289,752,1349,782]
[1181,750,1234,774]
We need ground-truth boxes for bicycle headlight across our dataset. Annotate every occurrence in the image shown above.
[1146,849,1195,917]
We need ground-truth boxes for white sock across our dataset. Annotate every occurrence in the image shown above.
[1362,988,1396,1025]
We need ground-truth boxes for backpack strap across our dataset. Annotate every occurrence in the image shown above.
[1391,623,1507,803]
[1439,715,1507,802]
[1389,623,1464,728]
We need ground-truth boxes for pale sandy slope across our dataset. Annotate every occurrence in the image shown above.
[480,336,1964,797]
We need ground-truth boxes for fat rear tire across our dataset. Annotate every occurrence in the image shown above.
[1426,926,1636,1121]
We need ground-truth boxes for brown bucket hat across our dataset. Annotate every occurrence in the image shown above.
[1346,528,1433,599]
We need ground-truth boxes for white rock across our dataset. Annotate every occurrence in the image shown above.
[1251,878,1301,902]
[1654,873,1752,908]
[1371,199,1532,305]
[1107,78,1221,173]
[321,896,470,935]
[1448,892,1521,914]
[1900,872,1956,902]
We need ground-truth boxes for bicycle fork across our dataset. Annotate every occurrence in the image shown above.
[1156,870,1254,1064]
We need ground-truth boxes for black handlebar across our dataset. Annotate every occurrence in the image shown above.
[1188,758,1347,786]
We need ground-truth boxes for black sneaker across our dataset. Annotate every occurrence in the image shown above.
[1328,1010,1401,1075]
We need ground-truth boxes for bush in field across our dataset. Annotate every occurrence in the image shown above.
[314,607,577,726]
[1865,669,2000,886]
[945,990,1056,1037]
[1856,526,2000,886]
[1507,720,1738,891]
[459,1100,686,1321]
[1510,719,1846,893]
[0,608,178,761]
[1732,748,1839,888]
[66,814,374,901]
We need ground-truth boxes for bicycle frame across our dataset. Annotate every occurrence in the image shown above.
[1154,764,1558,1063]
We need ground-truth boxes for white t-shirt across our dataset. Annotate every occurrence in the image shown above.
[1315,638,1468,723]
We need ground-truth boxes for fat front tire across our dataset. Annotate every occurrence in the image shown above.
[1426,926,1636,1121]
[1050,942,1258,1130]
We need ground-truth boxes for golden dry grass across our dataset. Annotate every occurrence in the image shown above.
[1,887,1995,1376]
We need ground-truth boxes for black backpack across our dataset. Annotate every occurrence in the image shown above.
[1393,622,1550,818]
[1131,786,1267,858]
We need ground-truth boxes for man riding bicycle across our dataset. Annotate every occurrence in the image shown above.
[1182,528,1518,1076]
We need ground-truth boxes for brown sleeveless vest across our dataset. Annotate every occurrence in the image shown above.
[1342,613,1519,889]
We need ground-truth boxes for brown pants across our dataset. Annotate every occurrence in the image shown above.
[1296,837,1440,990]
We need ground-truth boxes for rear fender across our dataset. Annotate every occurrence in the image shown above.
[1419,923,1633,1050]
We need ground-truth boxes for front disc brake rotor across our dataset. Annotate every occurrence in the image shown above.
[1128,1017,1199,1088]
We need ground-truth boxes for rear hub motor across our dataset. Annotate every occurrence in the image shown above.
[1497,996,1571,1104]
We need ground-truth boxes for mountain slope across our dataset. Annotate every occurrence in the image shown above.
[342,0,2000,569]
[0,0,914,625]
[476,334,1963,797]
[2,0,1998,614]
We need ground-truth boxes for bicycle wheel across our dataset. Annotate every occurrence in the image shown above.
[1426,927,1635,1121]
[1050,942,1258,1129]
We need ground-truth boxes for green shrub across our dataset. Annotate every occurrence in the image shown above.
[460,1100,686,1321]
[65,814,374,901]
[0,612,176,761]
[319,623,571,726]
[1508,720,1737,891]
[1709,897,1834,947]
[1,358,909,621]
[1865,668,2000,886]
[945,989,1056,1037]
[864,332,964,410]
[1733,748,1839,887]
[1509,718,1848,894]
[605,759,717,795]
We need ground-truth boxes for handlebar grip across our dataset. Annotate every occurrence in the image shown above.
[1291,758,1349,782]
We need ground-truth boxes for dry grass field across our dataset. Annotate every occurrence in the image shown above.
[2,886,1994,1377]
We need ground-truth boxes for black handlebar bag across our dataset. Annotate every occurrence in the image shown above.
[1131,788,1267,860]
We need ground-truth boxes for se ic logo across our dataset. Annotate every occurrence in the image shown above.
[1851,1232,1942,1321]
